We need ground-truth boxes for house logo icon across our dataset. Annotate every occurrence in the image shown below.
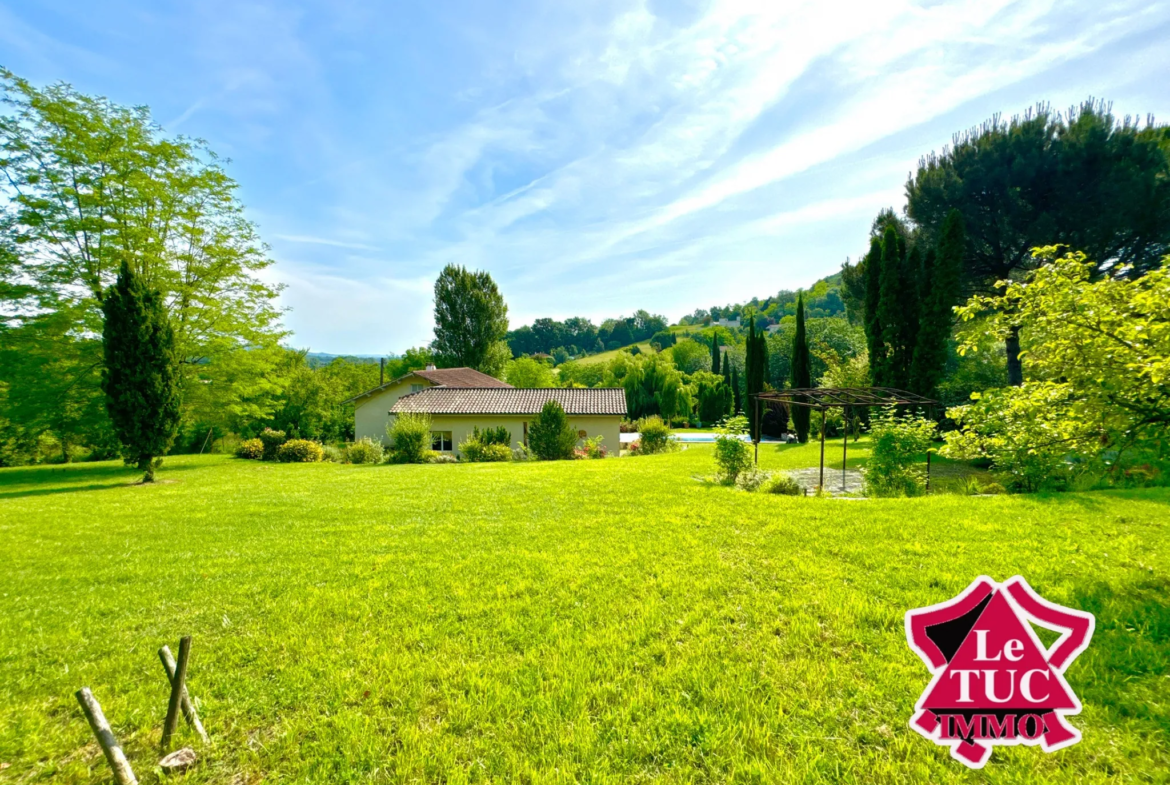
[905,576,1095,769]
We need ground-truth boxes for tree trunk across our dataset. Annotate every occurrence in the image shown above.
[139,456,155,483]
[1005,325,1024,386]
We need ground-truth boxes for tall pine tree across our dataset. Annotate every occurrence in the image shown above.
[910,210,965,396]
[729,363,741,414]
[710,334,721,375]
[101,260,180,482]
[790,292,812,442]
[862,236,884,374]
[744,316,768,440]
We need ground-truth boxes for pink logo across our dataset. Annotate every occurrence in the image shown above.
[905,576,1094,769]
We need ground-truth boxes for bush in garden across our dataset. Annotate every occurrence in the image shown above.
[528,400,578,460]
[343,437,383,465]
[735,467,772,492]
[636,416,674,455]
[235,438,263,460]
[425,452,457,464]
[714,433,752,484]
[387,413,432,464]
[472,425,511,446]
[762,473,803,495]
[258,428,286,461]
[321,445,343,463]
[276,439,324,463]
[460,437,511,462]
[578,435,607,459]
[863,405,936,497]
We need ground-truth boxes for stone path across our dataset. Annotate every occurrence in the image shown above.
[785,467,865,496]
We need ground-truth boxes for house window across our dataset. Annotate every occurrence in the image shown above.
[577,429,587,438]
[410,383,424,393]
[431,431,453,451]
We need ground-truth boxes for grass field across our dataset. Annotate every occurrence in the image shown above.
[2,444,1168,783]
[572,342,655,365]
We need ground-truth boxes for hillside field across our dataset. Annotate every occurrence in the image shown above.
[1,446,1168,783]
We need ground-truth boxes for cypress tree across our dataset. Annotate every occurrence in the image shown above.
[910,210,965,396]
[729,363,741,414]
[710,333,721,375]
[790,292,811,442]
[862,236,884,380]
[875,226,905,387]
[101,260,181,482]
[744,316,769,440]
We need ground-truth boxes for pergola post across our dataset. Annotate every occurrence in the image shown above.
[819,408,826,490]
[842,405,848,492]
[754,395,760,465]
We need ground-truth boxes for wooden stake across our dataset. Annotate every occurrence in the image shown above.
[159,645,208,744]
[75,688,138,785]
[161,636,192,751]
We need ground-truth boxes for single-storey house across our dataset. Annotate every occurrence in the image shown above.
[345,365,627,457]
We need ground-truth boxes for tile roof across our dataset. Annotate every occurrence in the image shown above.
[389,387,627,416]
[344,367,510,403]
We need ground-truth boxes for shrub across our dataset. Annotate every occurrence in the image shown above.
[343,437,384,465]
[236,438,263,460]
[636,416,674,455]
[258,428,286,461]
[762,473,803,495]
[980,482,1008,495]
[864,406,936,497]
[619,419,638,433]
[276,439,324,463]
[460,438,511,462]
[425,451,457,464]
[577,435,607,459]
[387,413,432,464]
[321,445,343,463]
[472,425,511,446]
[714,433,752,483]
[735,467,772,492]
[529,400,578,460]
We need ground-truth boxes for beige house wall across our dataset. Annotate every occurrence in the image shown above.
[353,378,436,443]
[372,413,621,457]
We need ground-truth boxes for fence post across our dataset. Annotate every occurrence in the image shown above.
[75,688,138,785]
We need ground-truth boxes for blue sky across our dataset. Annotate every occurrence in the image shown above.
[3,1,1169,355]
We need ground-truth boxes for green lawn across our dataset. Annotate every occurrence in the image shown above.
[573,342,654,365]
[2,446,1168,783]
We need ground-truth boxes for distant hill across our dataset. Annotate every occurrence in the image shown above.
[303,352,384,368]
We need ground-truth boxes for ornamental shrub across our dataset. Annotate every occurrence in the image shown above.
[578,435,607,459]
[762,473,803,495]
[258,428,287,461]
[460,437,511,462]
[343,437,383,465]
[714,433,752,483]
[276,439,324,463]
[735,467,772,492]
[863,405,936,497]
[387,413,432,464]
[425,452,457,464]
[321,445,343,463]
[636,416,674,455]
[529,400,578,460]
[236,438,263,460]
[472,425,511,446]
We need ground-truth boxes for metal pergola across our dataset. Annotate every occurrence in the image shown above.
[751,387,940,492]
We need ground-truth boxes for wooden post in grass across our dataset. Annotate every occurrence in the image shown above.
[161,636,192,751]
[819,408,826,491]
[159,644,208,744]
[754,396,760,465]
[75,688,138,785]
[842,406,848,493]
[926,449,932,492]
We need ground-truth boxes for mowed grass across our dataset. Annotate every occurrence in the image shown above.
[1,446,1168,783]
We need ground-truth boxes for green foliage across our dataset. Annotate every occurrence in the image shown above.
[622,354,690,423]
[259,428,287,461]
[734,467,772,492]
[945,250,1170,490]
[504,356,556,388]
[431,265,509,372]
[459,438,512,462]
[744,316,768,440]
[691,371,732,425]
[556,360,606,388]
[710,334,722,374]
[634,416,674,455]
[268,353,381,442]
[0,70,286,448]
[235,438,263,460]
[864,406,937,497]
[790,294,811,442]
[649,331,676,350]
[101,261,181,481]
[910,210,965,396]
[668,339,710,374]
[276,439,324,463]
[342,437,384,465]
[578,435,608,459]
[387,413,432,464]
[762,473,803,495]
[713,433,752,483]
[528,400,578,460]
[472,426,511,446]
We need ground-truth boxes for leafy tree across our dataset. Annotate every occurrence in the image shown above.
[910,210,965,396]
[101,261,180,482]
[730,364,742,414]
[691,371,731,425]
[528,399,577,460]
[504,356,556,388]
[943,249,1170,490]
[431,265,509,371]
[266,353,380,442]
[649,330,676,350]
[862,237,884,375]
[0,70,285,438]
[668,339,710,374]
[790,293,811,442]
[710,334,721,374]
[875,226,917,387]
[556,360,606,388]
[906,100,1170,385]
